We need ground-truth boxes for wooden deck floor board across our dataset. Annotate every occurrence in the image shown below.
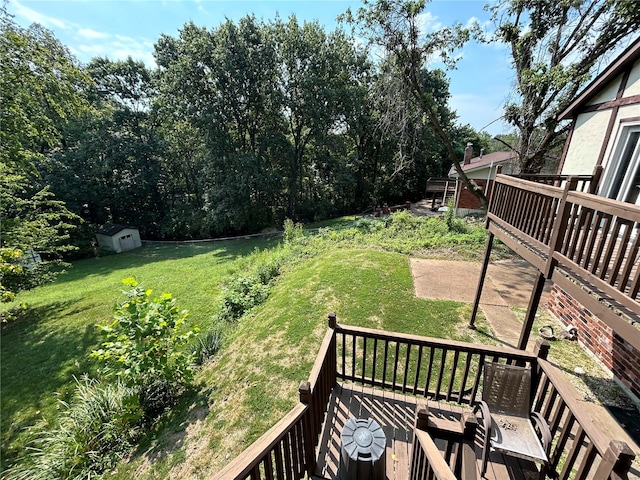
[315,382,541,480]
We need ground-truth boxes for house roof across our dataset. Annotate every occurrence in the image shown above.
[558,36,640,121]
[96,224,135,236]
[449,151,515,177]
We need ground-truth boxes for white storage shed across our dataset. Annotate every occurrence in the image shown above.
[95,224,142,253]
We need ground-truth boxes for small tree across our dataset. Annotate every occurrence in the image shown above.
[91,279,199,416]
[344,0,488,208]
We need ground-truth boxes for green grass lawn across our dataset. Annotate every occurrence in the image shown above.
[108,248,483,479]
[0,238,278,470]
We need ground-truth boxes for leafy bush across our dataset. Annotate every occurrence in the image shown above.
[217,275,271,322]
[444,200,468,234]
[283,218,304,244]
[5,378,141,480]
[91,278,199,415]
[0,301,28,327]
[215,241,307,322]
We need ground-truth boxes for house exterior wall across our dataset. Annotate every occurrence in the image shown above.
[589,74,620,103]
[625,59,640,95]
[561,111,611,174]
[561,58,640,176]
[553,46,640,405]
[456,178,490,212]
[547,285,640,403]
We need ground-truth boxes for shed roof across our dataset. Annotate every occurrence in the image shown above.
[96,224,135,236]
[558,36,640,121]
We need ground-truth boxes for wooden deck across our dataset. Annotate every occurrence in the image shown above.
[313,382,540,480]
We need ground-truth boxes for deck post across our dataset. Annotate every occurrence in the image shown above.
[544,176,578,278]
[328,312,336,329]
[592,440,635,480]
[298,381,316,476]
[415,404,430,431]
[469,232,494,329]
[517,271,546,350]
[534,338,550,360]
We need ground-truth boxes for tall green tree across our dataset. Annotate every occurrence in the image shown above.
[0,15,85,299]
[344,0,488,208]
[273,16,370,218]
[155,18,286,235]
[490,0,640,173]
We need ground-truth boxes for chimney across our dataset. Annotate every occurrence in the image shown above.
[464,142,473,165]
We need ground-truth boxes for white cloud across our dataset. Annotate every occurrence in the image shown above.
[416,11,442,35]
[77,28,110,40]
[74,35,157,66]
[11,0,69,29]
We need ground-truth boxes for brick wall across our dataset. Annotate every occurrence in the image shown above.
[547,285,640,401]
[456,179,490,210]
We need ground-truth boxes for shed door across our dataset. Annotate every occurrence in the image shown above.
[119,234,135,251]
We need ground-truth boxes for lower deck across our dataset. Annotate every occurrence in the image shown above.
[314,382,541,480]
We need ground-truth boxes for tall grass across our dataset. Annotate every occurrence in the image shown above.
[4,378,141,480]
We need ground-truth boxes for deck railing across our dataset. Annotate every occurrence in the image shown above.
[334,320,539,404]
[212,403,310,480]
[554,190,640,313]
[534,359,636,480]
[214,316,635,480]
[410,429,458,480]
[487,173,640,350]
[515,173,599,193]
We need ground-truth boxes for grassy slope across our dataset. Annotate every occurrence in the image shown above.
[0,239,277,469]
[111,248,480,479]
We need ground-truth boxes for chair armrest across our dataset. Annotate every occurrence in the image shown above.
[474,401,493,477]
[530,411,552,456]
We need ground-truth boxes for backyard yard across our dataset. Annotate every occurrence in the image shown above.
[1,214,637,479]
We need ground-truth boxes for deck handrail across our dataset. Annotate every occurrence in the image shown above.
[515,173,598,192]
[334,321,540,404]
[487,173,640,350]
[410,429,458,480]
[212,403,309,480]
[534,358,636,480]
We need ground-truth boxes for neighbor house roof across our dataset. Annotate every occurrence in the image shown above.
[96,224,132,236]
[558,36,640,121]
[449,151,515,177]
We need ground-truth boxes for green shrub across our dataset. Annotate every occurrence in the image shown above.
[91,279,199,415]
[0,301,28,327]
[217,275,271,322]
[444,200,469,234]
[5,378,141,480]
[283,218,304,244]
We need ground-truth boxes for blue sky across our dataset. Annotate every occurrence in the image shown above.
[8,0,515,135]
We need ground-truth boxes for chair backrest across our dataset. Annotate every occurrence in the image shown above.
[482,362,531,417]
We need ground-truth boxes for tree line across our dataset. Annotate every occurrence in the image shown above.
[4,14,483,247]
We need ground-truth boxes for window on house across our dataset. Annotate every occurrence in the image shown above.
[600,124,640,206]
